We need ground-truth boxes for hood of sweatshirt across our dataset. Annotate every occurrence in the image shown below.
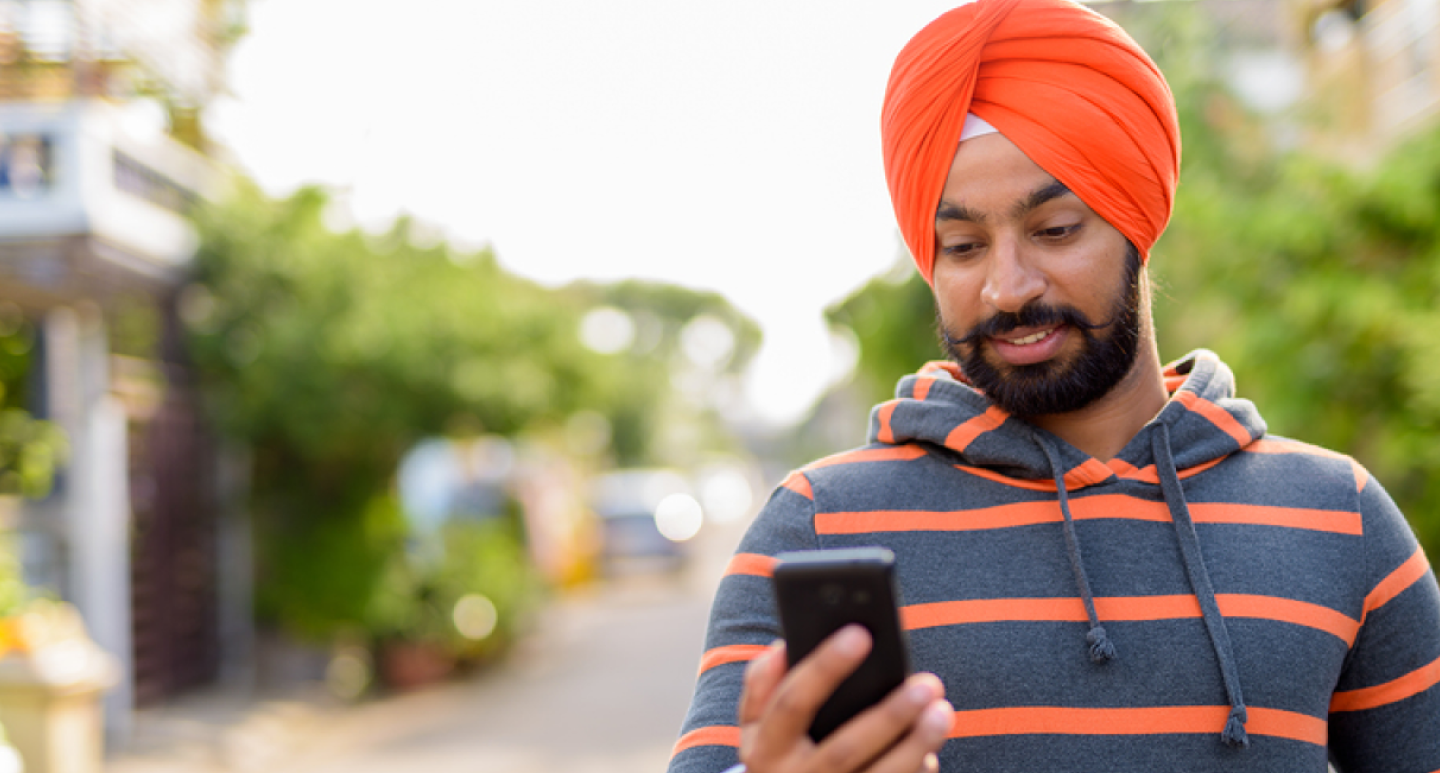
[866,348,1267,748]
[868,349,1265,487]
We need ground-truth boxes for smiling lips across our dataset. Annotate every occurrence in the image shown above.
[1006,328,1054,346]
[989,325,1068,366]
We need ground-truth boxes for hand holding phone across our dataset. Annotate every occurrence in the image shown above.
[772,547,912,741]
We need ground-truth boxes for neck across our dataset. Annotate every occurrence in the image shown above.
[1028,340,1167,462]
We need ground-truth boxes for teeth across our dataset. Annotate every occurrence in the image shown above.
[1007,328,1053,346]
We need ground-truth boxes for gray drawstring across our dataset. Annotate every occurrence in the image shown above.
[1033,432,1115,664]
[1151,423,1250,748]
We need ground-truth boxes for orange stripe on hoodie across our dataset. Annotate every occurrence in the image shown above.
[877,400,900,444]
[1186,502,1361,535]
[1110,456,1226,485]
[943,406,1009,453]
[1067,457,1115,487]
[913,376,937,402]
[902,594,1358,643]
[1363,547,1432,621]
[816,495,1361,536]
[697,644,768,676]
[779,470,813,500]
[1331,654,1440,713]
[672,725,740,755]
[1174,391,1253,448]
[724,553,777,579]
[955,459,1216,492]
[947,705,1325,746]
[806,445,928,471]
[918,360,962,379]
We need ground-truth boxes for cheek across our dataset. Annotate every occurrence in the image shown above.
[931,272,979,330]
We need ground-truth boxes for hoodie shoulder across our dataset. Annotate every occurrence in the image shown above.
[1236,434,1370,497]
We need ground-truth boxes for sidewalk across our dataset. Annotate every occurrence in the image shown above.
[105,679,348,773]
[104,519,740,773]
[104,548,732,772]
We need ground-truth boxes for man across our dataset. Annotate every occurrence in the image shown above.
[668,1,1440,771]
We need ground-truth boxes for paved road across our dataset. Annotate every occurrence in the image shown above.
[108,521,742,773]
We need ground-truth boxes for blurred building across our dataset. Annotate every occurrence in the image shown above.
[1097,0,1440,157]
[1097,0,1310,123]
[1298,0,1440,156]
[0,0,247,746]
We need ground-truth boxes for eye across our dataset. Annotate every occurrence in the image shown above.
[1036,224,1079,241]
[939,239,983,258]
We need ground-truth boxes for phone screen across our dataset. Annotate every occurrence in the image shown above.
[772,547,912,741]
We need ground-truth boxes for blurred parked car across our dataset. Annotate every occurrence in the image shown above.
[588,468,704,574]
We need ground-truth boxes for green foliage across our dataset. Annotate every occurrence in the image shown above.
[365,516,537,661]
[254,491,408,641]
[186,182,617,638]
[0,535,29,617]
[187,181,759,643]
[825,265,936,406]
[568,278,763,465]
[0,410,66,499]
[0,307,65,500]
[0,304,34,411]
[580,279,764,370]
[1154,124,1440,556]
[188,184,609,471]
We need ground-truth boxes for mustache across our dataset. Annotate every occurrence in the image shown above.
[941,303,1118,349]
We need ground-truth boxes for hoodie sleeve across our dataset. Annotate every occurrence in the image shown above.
[1327,475,1440,773]
[666,471,822,773]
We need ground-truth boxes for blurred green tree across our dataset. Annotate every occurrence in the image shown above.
[186,181,759,642]
[826,261,938,407]
[567,278,762,466]
[0,308,65,500]
[1154,113,1440,556]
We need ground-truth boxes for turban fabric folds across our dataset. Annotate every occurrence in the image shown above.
[881,0,1180,283]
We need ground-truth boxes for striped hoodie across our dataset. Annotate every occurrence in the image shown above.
[669,350,1440,773]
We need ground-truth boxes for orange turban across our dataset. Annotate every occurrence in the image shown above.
[881,0,1180,283]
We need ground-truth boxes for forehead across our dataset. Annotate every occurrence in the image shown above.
[937,133,1062,212]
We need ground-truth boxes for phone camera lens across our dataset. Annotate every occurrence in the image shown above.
[821,583,844,606]
[853,590,870,605]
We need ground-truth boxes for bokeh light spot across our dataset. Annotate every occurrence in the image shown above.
[453,593,499,641]
[654,493,703,542]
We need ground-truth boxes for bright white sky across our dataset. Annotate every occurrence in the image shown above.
[207,0,969,427]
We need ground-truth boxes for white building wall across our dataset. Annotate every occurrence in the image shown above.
[42,304,133,744]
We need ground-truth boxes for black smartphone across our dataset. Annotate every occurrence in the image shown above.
[772,546,912,742]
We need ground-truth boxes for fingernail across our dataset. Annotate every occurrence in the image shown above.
[922,700,953,736]
[906,679,936,705]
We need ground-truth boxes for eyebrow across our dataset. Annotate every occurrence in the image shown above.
[934,178,1075,224]
[1016,179,1073,217]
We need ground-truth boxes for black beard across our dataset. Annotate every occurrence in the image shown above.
[937,245,1143,418]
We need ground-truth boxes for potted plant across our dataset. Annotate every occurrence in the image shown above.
[365,516,540,692]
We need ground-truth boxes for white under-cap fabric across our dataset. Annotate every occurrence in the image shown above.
[960,112,999,141]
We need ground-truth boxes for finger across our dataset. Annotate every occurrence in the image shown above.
[861,699,953,773]
[757,624,871,748]
[738,640,786,725]
[810,672,944,772]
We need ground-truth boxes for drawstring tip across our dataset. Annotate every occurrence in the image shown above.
[1221,706,1249,748]
[1085,625,1116,663]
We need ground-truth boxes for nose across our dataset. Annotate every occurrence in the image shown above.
[980,236,1045,313]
